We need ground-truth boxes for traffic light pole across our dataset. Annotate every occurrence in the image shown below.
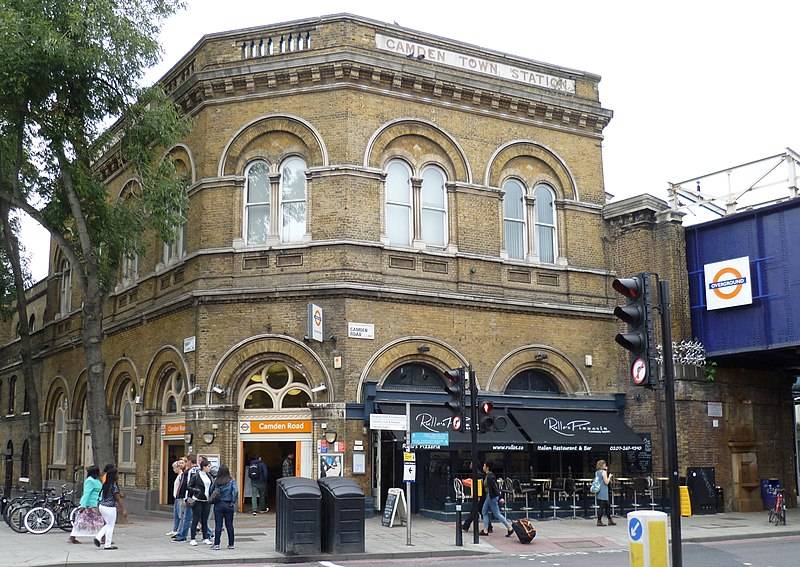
[659,278,682,567]
[469,364,479,545]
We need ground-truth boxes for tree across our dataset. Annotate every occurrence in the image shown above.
[0,0,188,469]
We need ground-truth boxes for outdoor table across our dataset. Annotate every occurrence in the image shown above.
[614,477,633,515]
[530,479,551,518]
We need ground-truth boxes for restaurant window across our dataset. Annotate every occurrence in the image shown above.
[383,363,446,392]
[505,369,561,395]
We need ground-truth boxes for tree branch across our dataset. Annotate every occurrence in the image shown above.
[52,140,96,273]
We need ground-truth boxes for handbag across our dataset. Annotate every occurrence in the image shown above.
[209,488,221,504]
[185,496,196,507]
[590,475,602,494]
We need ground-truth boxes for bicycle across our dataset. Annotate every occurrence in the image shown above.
[4,488,52,533]
[24,486,77,535]
[768,489,786,526]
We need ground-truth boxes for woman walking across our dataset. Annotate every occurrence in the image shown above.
[594,459,616,526]
[94,467,127,550]
[68,466,104,544]
[210,464,238,550]
[478,462,514,538]
[188,458,214,546]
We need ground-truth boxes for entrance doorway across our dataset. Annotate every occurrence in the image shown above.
[241,440,295,512]
[162,441,184,505]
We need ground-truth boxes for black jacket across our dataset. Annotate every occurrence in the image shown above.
[485,471,500,499]
[188,470,214,501]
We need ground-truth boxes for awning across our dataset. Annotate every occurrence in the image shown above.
[510,408,644,452]
[378,404,528,451]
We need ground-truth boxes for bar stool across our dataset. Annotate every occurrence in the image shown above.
[590,493,600,519]
[609,483,620,517]
[631,477,649,513]
[517,480,535,520]
[548,478,565,520]
[565,478,581,519]
[647,477,658,511]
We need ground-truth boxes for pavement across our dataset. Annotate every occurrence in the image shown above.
[1,508,797,567]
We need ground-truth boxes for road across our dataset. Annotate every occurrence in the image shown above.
[242,535,800,567]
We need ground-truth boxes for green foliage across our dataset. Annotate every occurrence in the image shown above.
[704,361,718,383]
[0,0,188,292]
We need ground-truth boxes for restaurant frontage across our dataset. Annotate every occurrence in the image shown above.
[364,377,651,517]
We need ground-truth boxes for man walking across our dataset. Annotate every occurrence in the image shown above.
[247,456,269,515]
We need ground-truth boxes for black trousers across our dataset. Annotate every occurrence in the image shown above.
[597,498,612,521]
[190,500,211,540]
[462,494,493,531]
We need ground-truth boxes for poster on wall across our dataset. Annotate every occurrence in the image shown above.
[319,453,343,478]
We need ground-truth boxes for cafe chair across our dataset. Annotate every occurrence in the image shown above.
[646,476,658,511]
[548,478,566,520]
[453,478,465,504]
[631,477,649,512]
[565,478,581,519]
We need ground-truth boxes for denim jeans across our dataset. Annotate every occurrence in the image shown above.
[213,503,235,547]
[172,498,185,532]
[174,503,193,540]
[482,496,511,531]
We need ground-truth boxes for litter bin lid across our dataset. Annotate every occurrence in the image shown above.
[318,477,364,497]
[278,477,322,497]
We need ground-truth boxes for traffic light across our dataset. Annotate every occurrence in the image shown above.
[479,400,494,432]
[444,367,466,430]
[612,273,657,387]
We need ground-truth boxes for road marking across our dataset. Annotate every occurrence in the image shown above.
[319,562,344,567]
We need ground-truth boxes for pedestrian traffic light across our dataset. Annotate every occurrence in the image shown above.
[612,273,657,387]
[444,367,466,429]
[479,400,494,433]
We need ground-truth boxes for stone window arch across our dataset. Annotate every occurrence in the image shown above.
[382,362,446,392]
[238,362,311,410]
[53,395,68,464]
[505,369,562,395]
[161,369,185,415]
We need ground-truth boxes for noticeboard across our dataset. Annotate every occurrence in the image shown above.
[624,433,652,474]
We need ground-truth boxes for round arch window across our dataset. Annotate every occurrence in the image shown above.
[383,362,446,391]
[240,362,312,411]
[505,369,562,395]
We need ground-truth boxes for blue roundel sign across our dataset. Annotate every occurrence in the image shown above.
[628,517,643,542]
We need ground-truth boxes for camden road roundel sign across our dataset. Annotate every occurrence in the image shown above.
[703,256,753,311]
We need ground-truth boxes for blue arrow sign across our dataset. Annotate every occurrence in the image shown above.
[628,517,643,542]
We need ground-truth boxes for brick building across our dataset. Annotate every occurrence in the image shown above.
[1,14,790,516]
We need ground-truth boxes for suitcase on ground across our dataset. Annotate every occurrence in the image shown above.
[512,518,536,543]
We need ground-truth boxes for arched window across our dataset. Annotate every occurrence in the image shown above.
[161,370,185,415]
[21,440,30,479]
[53,396,67,464]
[280,156,307,243]
[8,376,16,415]
[59,259,72,315]
[163,159,189,265]
[121,253,138,286]
[385,160,413,246]
[383,363,446,392]
[534,184,556,264]
[420,166,448,247]
[118,386,136,467]
[28,314,35,333]
[503,179,526,260]
[81,400,93,467]
[244,160,270,245]
[239,362,311,411]
[505,369,561,395]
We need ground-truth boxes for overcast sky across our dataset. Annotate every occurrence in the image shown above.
[19,0,800,281]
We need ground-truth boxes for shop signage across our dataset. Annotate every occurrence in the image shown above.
[370,413,408,431]
[703,256,752,311]
[543,416,611,437]
[347,322,374,340]
[375,33,576,94]
[308,303,323,342]
[239,419,311,434]
[162,422,187,437]
[410,432,449,447]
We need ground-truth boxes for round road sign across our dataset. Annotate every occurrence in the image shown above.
[631,357,647,385]
[452,416,462,432]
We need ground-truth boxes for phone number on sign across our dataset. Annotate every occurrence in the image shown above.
[609,445,643,452]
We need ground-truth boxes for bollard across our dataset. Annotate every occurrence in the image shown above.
[628,510,669,567]
[455,504,463,546]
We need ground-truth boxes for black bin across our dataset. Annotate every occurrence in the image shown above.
[686,467,716,515]
[276,477,321,555]
[318,477,366,554]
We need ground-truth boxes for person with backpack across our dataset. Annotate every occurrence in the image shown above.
[210,464,238,550]
[247,456,269,515]
[593,459,616,526]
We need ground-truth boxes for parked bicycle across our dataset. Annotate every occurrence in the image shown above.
[768,488,786,526]
[4,488,53,533]
[24,485,77,535]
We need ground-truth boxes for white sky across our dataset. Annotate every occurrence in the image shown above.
[19,0,800,281]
